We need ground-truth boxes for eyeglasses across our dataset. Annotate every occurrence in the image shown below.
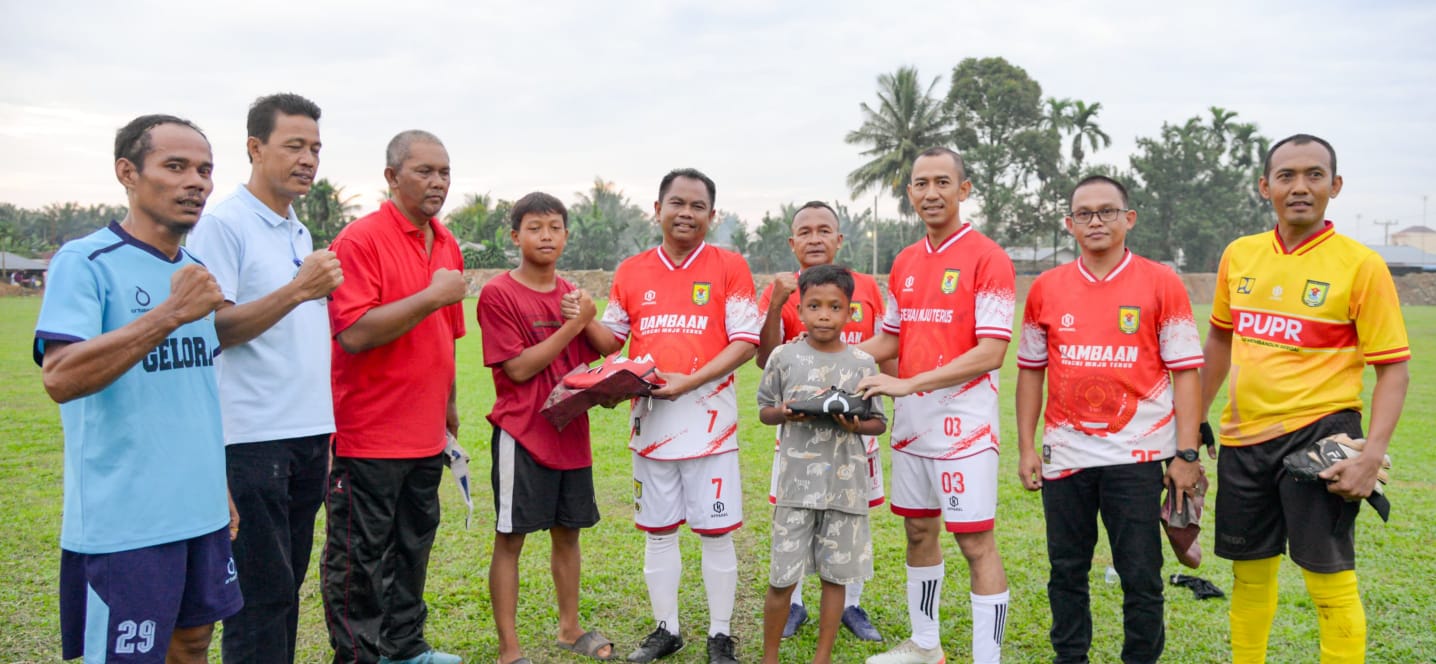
[1069,208,1127,225]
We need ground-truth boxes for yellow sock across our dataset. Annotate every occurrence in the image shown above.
[1302,569,1365,664]
[1230,557,1281,663]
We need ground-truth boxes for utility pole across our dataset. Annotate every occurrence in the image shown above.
[872,193,879,276]
[1375,218,1398,245]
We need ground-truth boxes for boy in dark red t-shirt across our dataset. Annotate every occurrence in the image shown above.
[477,192,623,664]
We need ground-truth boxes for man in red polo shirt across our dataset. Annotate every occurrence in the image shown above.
[322,130,467,664]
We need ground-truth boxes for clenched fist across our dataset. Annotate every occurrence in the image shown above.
[560,289,596,323]
[427,268,467,306]
[165,264,224,324]
[293,249,343,301]
[769,272,798,311]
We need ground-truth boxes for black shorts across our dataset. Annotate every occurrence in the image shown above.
[61,527,242,661]
[490,427,599,535]
[1214,410,1364,572]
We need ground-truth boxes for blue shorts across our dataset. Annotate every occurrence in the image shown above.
[61,527,243,661]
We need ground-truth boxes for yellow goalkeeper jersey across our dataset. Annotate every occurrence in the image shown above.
[1210,221,1411,446]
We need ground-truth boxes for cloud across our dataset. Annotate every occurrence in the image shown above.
[2,1,1434,243]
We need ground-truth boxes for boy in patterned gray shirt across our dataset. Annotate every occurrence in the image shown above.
[757,264,887,664]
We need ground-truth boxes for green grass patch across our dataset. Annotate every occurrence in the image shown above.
[2,297,1432,662]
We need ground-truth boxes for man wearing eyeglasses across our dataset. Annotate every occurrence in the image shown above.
[1015,175,1203,664]
[186,93,343,663]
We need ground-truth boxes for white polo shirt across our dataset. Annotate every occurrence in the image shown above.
[187,185,335,445]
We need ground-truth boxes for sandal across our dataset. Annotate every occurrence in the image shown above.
[556,630,617,661]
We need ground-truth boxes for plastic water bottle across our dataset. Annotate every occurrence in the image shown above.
[1104,566,1120,584]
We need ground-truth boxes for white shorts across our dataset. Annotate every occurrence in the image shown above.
[770,446,884,507]
[889,448,998,533]
[633,451,743,535]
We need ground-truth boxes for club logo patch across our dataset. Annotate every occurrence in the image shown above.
[1237,277,1254,295]
[940,269,961,295]
[633,479,643,512]
[850,302,863,322]
[1118,306,1141,334]
[692,282,711,306]
[1302,280,1330,307]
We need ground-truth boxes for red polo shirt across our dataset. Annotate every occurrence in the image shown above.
[328,200,467,458]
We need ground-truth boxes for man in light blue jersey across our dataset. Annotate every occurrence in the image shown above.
[187,93,342,664]
[35,114,241,663]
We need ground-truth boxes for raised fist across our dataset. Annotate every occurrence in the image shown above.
[294,249,343,301]
[769,272,798,310]
[427,268,467,306]
[166,264,224,324]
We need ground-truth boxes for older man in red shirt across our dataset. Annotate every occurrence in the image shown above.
[322,130,467,664]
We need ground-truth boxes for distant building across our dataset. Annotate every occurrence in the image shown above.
[1366,244,1436,275]
[1006,246,1076,274]
[1391,225,1436,253]
[1,251,49,288]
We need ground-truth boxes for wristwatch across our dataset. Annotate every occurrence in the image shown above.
[1174,448,1200,463]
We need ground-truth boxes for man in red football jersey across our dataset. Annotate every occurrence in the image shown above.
[1016,174,1204,663]
[857,148,1013,664]
[601,169,760,664]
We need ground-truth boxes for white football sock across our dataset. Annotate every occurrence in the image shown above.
[643,532,681,634]
[701,533,738,637]
[792,576,806,608]
[907,563,944,650]
[845,578,865,608]
[971,590,1009,664]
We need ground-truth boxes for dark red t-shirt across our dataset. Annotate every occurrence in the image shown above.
[328,201,467,459]
[477,272,600,469]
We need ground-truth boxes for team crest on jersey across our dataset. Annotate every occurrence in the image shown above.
[940,269,961,294]
[692,282,711,306]
[1237,277,1254,295]
[1118,306,1141,334]
[1302,280,1330,307]
[850,302,863,322]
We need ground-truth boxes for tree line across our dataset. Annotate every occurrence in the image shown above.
[845,56,1272,272]
[1,56,1271,274]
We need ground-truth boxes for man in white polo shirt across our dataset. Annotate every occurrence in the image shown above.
[186,92,343,664]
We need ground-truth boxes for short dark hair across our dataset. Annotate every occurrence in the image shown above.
[509,192,568,230]
[793,200,838,226]
[1264,133,1337,178]
[1070,174,1130,209]
[658,168,716,206]
[915,146,967,182]
[798,263,855,300]
[114,114,207,172]
[247,93,321,143]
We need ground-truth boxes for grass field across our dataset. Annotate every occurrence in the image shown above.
[1,296,1432,663]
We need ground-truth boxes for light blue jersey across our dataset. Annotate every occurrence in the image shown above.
[34,221,229,554]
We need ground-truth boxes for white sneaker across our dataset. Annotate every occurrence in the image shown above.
[864,638,946,664]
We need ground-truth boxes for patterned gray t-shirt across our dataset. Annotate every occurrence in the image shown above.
[757,341,885,515]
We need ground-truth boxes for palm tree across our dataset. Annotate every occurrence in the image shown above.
[1043,97,1073,134]
[845,66,950,216]
[1067,100,1111,171]
[295,179,360,245]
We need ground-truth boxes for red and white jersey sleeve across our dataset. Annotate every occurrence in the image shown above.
[1022,252,1203,479]
[602,243,759,459]
[882,226,1015,459]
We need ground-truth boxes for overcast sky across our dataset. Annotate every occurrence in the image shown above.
[3,1,1433,245]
